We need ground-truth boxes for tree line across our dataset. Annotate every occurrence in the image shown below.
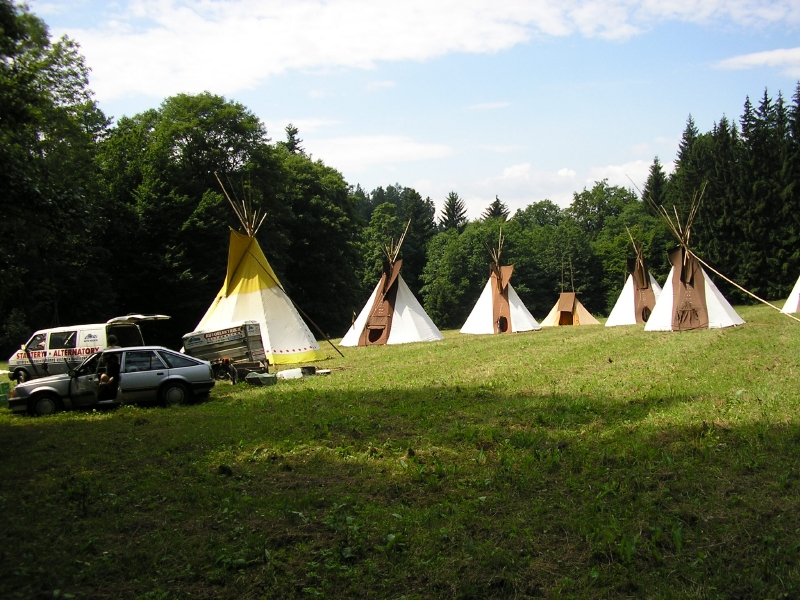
[2,1,799,354]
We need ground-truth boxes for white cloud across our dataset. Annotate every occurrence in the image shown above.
[586,159,651,191]
[54,0,800,103]
[304,135,452,173]
[467,102,511,110]
[717,47,800,77]
[461,162,581,216]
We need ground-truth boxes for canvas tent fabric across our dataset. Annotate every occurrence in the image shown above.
[193,229,323,364]
[605,268,663,327]
[781,275,800,313]
[540,293,600,327]
[340,260,443,346]
[460,266,541,334]
[644,247,744,331]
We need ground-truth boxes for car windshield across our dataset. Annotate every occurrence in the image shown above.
[75,353,101,376]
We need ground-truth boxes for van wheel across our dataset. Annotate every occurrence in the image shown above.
[15,369,30,383]
[29,394,61,416]
[161,382,189,407]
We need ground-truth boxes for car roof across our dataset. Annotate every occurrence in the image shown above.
[102,346,177,352]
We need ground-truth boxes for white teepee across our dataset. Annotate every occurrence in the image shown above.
[606,273,662,327]
[340,222,443,346]
[460,231,540,334]
[644,250,744,330]
[606,237,663,327]
[190,176,324,364]
[644,187,744,331]
[340,272,443,345]
[781,275,800,314]
[460,278,540,334]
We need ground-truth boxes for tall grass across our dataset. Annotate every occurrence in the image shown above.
[1,304,799,598]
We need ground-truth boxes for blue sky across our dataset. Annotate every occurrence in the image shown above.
[32,0,800,218]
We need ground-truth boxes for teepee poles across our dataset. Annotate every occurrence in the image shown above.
[384,219,412,264]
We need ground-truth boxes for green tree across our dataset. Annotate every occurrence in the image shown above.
[0,1,110,352]
[399,189,437,295]
[97,93,280,341]
[439,191,468,231]
[566,180,639,240]
[482,195,509,221]
[513,199,564,229]
[280,123,303,154]
[641,157,669,214]
[359,202,404,289]
[275,147,362,336]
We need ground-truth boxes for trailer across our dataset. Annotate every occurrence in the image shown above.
[182,321,267,382]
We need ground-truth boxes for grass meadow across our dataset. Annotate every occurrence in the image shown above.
[2,304,800,599]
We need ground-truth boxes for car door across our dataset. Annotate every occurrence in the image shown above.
[69,353,102,408]
[119,350,168,403]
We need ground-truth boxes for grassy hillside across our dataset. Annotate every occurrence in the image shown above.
[2,304,799,599]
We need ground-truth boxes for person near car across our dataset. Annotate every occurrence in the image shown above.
[97,353,120,400]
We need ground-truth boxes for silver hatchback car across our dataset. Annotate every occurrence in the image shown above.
[8,346,215,416]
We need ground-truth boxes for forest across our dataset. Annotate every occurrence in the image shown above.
[2,1,800,354]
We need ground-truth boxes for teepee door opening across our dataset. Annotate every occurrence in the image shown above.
[558,293,576,325]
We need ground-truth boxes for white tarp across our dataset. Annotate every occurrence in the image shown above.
[460,279,540,334]
[605,274,662,327]
[340,275,443,346]
[781,275,800,313]
[644,266,744,331]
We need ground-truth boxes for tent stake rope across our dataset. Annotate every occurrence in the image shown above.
[689,250,800,324]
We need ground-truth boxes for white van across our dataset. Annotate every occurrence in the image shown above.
[7,314,170,383]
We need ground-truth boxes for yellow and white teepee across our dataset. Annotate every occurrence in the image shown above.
[194,230,323,364]
[192,175,323,365]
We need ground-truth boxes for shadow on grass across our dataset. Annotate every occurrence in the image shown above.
[1,384,799,599]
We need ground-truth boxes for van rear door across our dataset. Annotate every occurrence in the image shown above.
[106,315,170,348]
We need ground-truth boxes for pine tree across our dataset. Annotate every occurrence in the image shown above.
[667,115,704,219]
[282,123,303,153]
[641,157,668,214]
[482,195,509,221]
[439,191,468,231]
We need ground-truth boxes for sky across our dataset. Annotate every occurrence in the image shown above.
[32,0,800,219]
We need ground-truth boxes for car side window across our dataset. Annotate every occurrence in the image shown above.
[158,351,202,369]
[49,331,77,350]
[123,350,166,373]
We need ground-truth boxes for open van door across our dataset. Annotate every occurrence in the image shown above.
[106,315,171,348]
[106,314,171,325]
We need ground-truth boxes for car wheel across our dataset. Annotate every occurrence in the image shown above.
[15,369,30,383]
[29,394,61,416]
[161,382,189,407]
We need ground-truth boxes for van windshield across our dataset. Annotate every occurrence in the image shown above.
[25,333,46,350]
